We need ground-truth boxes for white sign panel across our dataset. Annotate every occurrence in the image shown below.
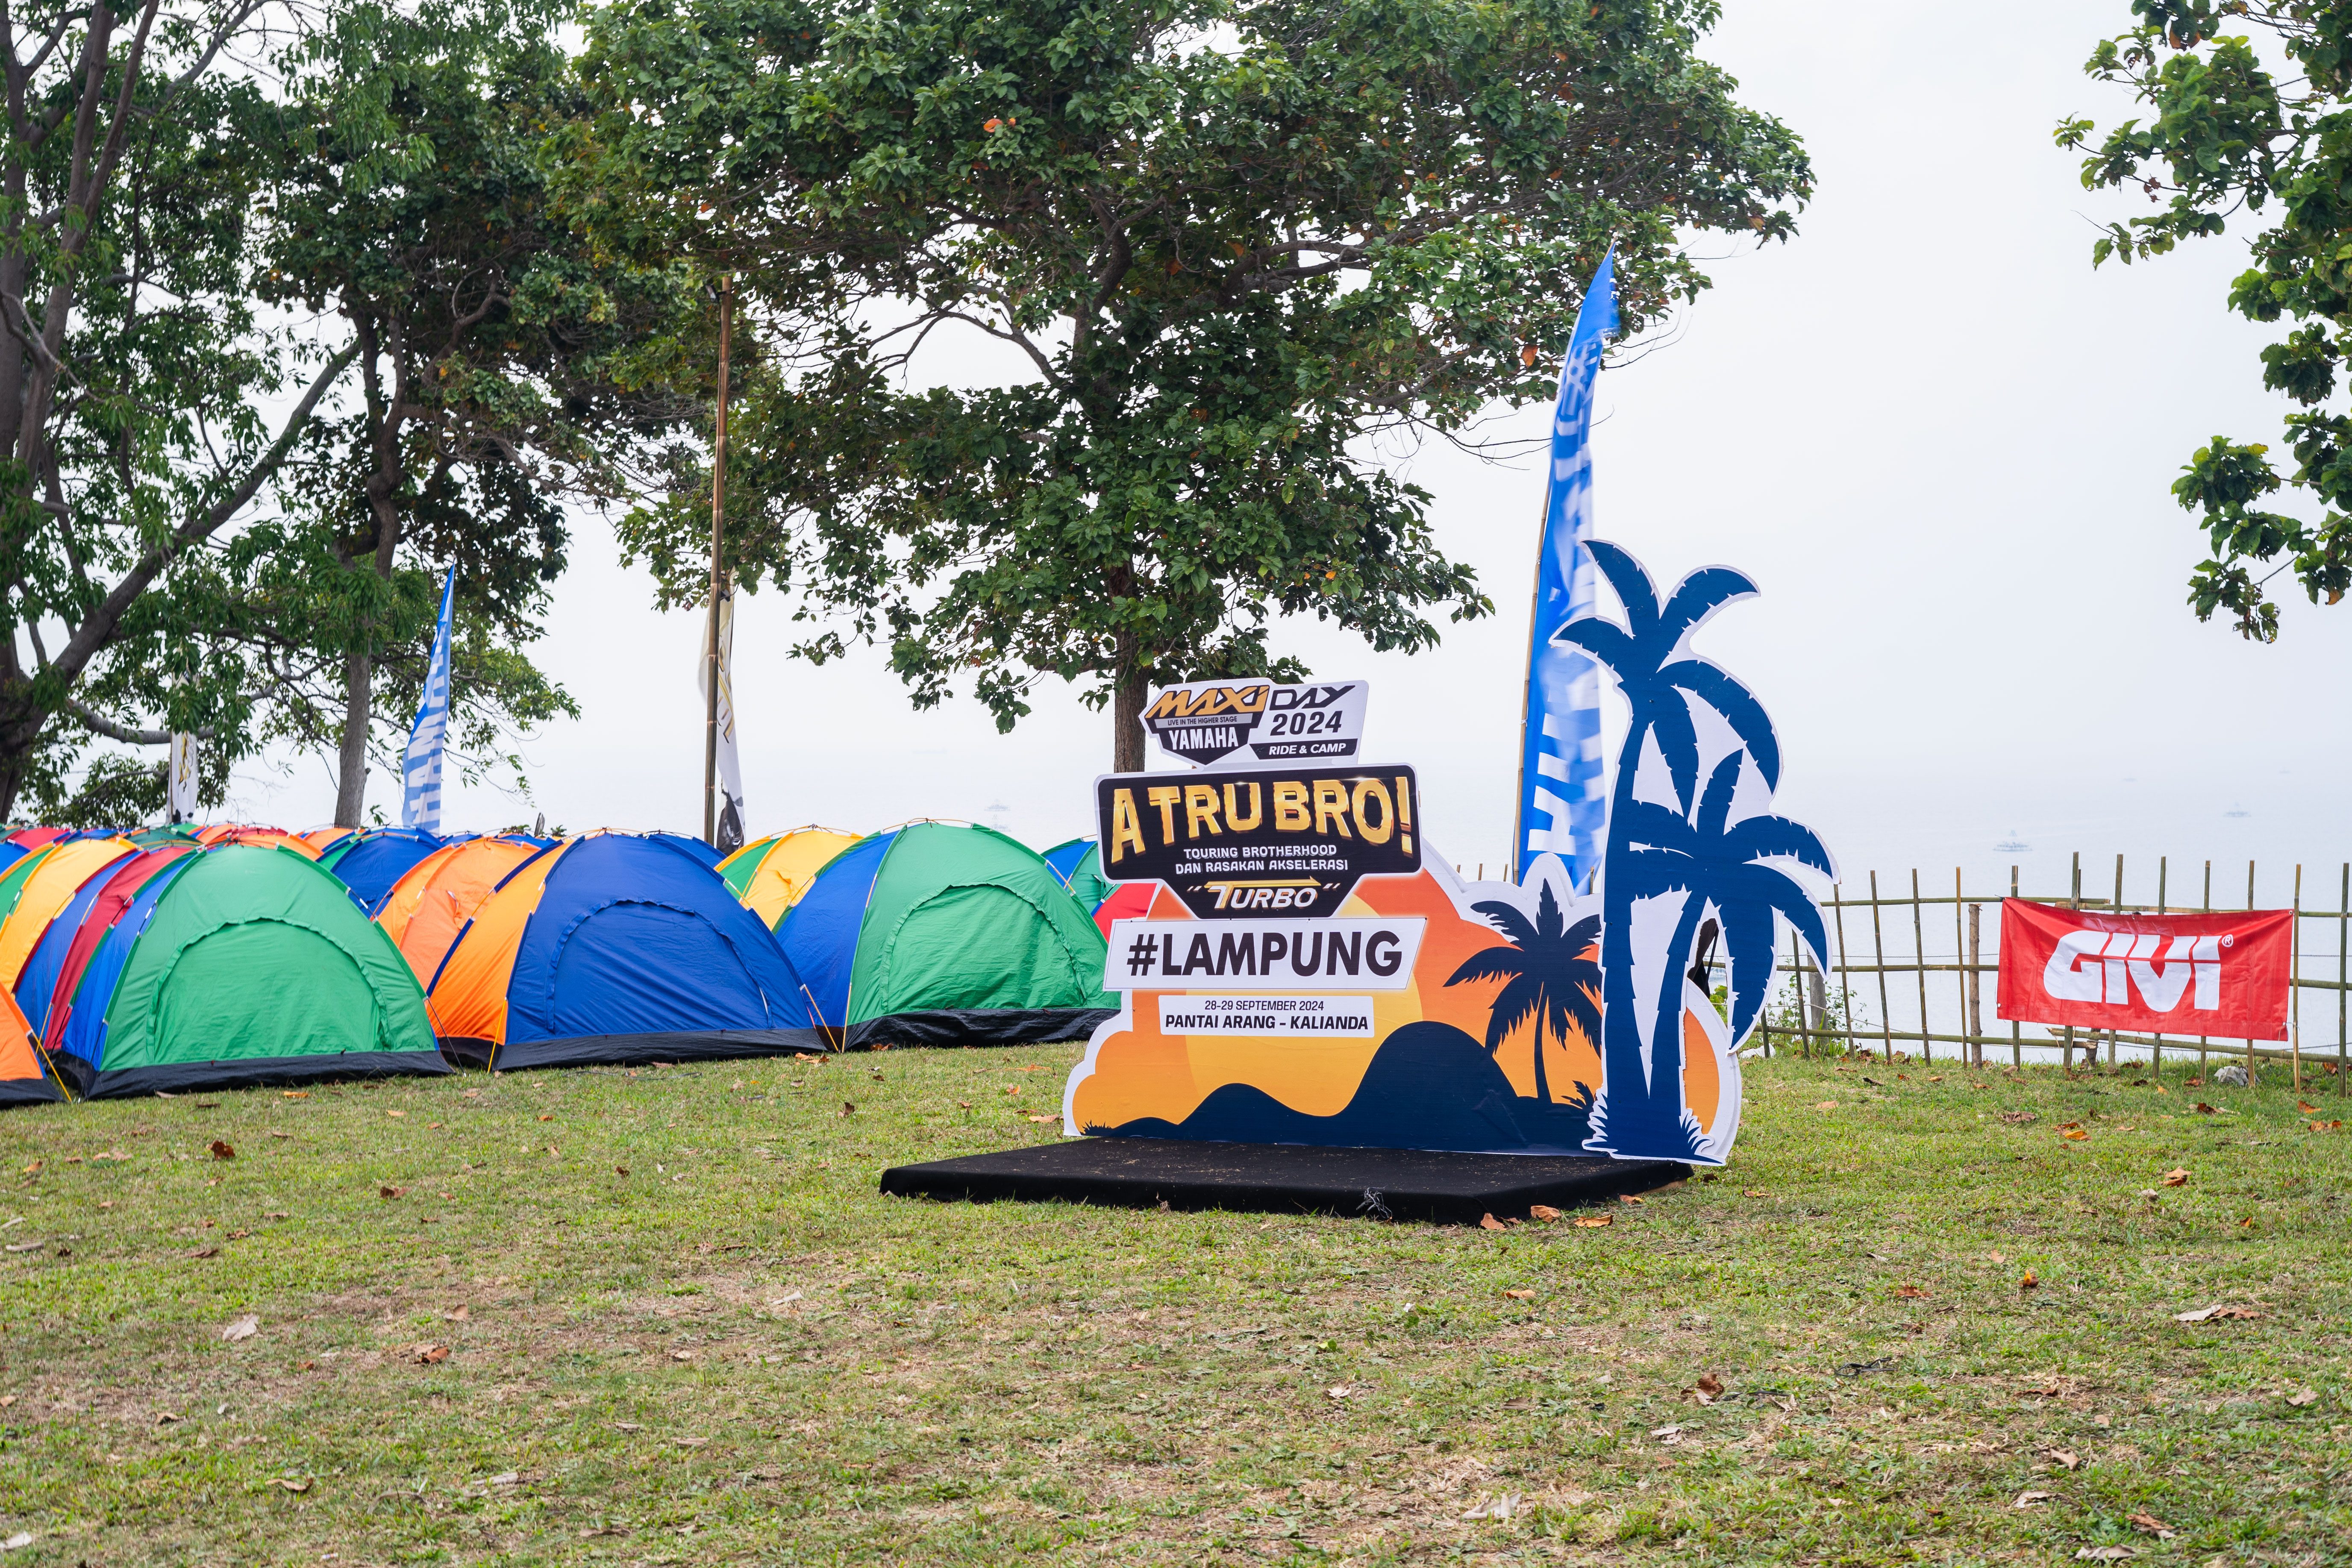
[1144,679,1370,768]
[1104,917,1425,993]
[1158,994,1376,1038]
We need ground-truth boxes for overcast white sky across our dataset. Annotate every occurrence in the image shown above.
[225,0,2352,914]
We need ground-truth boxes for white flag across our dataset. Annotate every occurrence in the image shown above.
[166,731,198,823]
[699,576,745,854]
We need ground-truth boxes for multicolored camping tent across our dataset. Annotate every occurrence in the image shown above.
[16,843,195,1041]
[375,835,548,987]
[648,832,726,869]
[5,827,66,852]
[0,983,55,1106]
[718,827,859,929]
[0,837,135,990]
[318,827,447,912]
[426,832,814,1069]
[44,844,448,1098]
[1040,836,1152,935]
[194,825,321,858]
[779,822,1115,1046]
[300,826,357,854]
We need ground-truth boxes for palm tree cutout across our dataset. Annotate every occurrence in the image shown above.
[1559,541,1830,1163]
[1446,881,1601,1109]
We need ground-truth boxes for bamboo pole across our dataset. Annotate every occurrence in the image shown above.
[1967,901,1983,1067]
[2064,852,2082,1072]
[2199,860,2211,1078]
[2292,864,2303,1093]
[1911,869,1931,1062]
[1952,868,1968,1066]
[2152,857,2166,1076]
[2110,853,2124,1070]
[1870,870,1893,1063]
[1833,884,1855,1058]
[702,274,734,848]
[2010,865,2022,1069]
[2247,860,2259,1084]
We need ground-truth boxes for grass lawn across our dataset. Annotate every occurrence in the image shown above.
[0,1045,2343,1565]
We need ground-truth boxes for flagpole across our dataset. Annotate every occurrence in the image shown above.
[704,274,732,847]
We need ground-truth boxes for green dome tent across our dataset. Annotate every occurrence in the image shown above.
[47,843,449,1098]
[779,822,1115,1047]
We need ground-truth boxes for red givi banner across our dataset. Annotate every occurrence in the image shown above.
[1996,900,2292,1042]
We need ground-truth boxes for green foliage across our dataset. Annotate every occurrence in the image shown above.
[565,0,1811,754]
[2064,1,2352,639]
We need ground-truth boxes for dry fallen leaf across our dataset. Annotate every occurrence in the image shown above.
[1478,1213,1506,1232]
[443,1307,470,1322]
[220,1315,259,1343]
[1572,1213,1613,1229]
[208,1141,234,1161]
[188,1246,219,1260]
[1503,1288,1536,1301]
[1618,1194,1646,1206]
[1814,1100,1838,1111]
[1894,1284,1930,1299]
[1325,1384,1351,1400]
[1742,1187,1767,1197]
[2161,1169,2188,1186]
[2174,1303,2262,1323]
[2284,1388,2319,1407]
[413,1344,449,1365]
[839,1102,855,1117]
[2045,1447,2081,1471]
[1693,1372,1724,1403]
[1024,1113,1056,1124]
[2128,1511,2175,1538]
[2299,1100,2321,1114]
[2193,1102,2217,1114]
[379,1185,405,1199]
[384,1110,405,1120]
[2020,1271,2039,1291]
[1527,1204,1562,1223]
[671,1350,693,1362]
[2076,1549,2135,1563]
[614,1166,629,1177]
[1999,1110,2038,1125]
[270,1477,312,1494]
[2013,1489,2056,1508]
[282,1090,308,1099]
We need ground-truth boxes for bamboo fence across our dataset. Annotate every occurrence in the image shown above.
[1752,854,2350,1094]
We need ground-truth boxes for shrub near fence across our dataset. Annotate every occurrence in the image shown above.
[1755,854,2351,1095]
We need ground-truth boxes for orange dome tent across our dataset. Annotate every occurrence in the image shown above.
[0,984,56,1105]
[375,835,549,988]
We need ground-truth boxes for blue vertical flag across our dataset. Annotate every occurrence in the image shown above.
[401,570,455,832]
[1514,250,1617,889]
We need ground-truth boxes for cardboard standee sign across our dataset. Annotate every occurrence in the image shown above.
[1144,679,1370,768]
[1093,765,1419,918]
[1060,543,1830,1169]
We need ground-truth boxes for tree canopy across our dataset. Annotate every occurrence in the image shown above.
[2063,0,2352,640]
[568,0,1811,766]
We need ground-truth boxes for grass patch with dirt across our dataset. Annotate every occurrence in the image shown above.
[0,1047,2344,1565]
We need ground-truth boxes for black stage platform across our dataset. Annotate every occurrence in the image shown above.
[879,1137,1688,1225]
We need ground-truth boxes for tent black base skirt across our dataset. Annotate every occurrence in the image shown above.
[879,1137,1689,1225]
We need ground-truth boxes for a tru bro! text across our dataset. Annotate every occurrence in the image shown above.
[1092,763,1420,921]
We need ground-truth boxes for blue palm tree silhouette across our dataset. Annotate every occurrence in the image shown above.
[1557,543,1827,1160]
[1445,883,1601,1110]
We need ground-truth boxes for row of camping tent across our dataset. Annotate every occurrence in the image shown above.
[0,820,1132,1107]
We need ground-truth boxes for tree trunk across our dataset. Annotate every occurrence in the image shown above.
[332,322,407,828]
[1113,660,1146,772]
[333,644,373,826]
